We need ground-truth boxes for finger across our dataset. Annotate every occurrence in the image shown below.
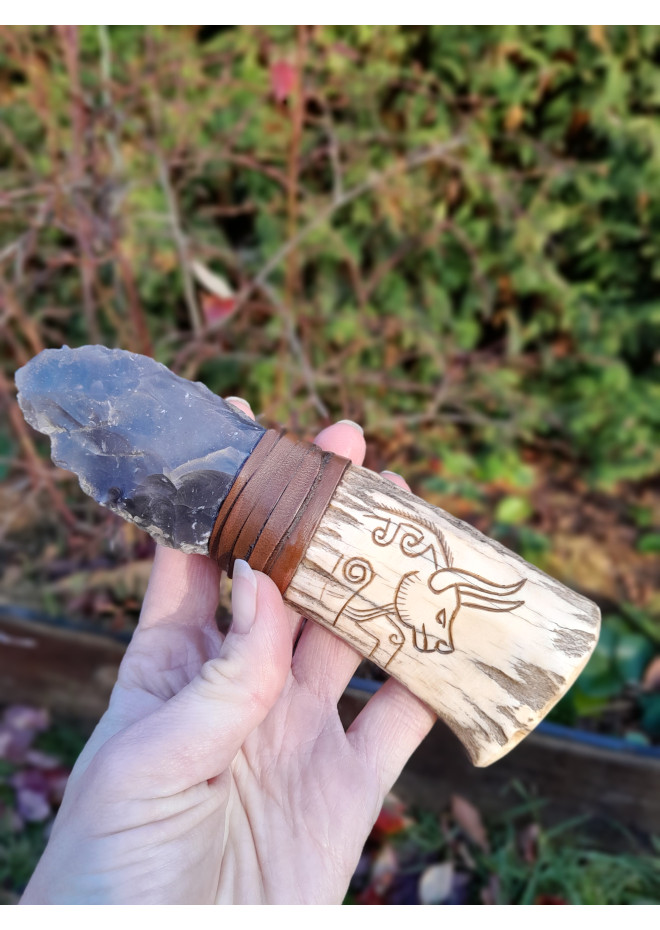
[347,678,436,798]
[138,545,221,632]
[225,395,255,420]
[290,423,371,699]
[292,468,412,703]
[314,419,366,463]
[379,469,408,491]
[283,420,368,644]
[110,562,293,795]
[135,388,254,633]
[75,548,224,774]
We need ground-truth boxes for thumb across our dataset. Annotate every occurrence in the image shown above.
[114,561,293,796]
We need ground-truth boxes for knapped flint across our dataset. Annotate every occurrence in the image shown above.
[15,346,266,553]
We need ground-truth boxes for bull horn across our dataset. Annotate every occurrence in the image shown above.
[460,594,525,613]
[429,568,525,599]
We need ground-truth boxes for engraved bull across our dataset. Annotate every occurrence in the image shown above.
[341,563,526,659]
[336,514,527,663]
[395,567,526,654]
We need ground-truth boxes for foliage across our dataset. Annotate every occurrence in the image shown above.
[0,706,85,902]
[549,611,657,737]
[0,27,659,743]
[2,707,656,904]
[1,26,659,479]
[347,790,660,904]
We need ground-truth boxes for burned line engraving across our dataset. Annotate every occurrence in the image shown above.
[330,507,527,667]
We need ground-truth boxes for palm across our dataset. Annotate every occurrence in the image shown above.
[85,606,384,903]
[235,672,382,903]
[22,420,434,905]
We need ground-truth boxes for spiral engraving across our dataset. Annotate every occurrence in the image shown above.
[372,519,398,546]
[342,557,374,586]
[399,525,426,558]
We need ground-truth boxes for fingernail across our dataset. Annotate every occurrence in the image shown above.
[231,559,257,634]
[381,470,401,479]
[336,419,363,435]
[226,396,252,408]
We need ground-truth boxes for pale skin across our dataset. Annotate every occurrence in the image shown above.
[21,413,436,904]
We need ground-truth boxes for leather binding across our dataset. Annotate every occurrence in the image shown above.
[209,429,351,592]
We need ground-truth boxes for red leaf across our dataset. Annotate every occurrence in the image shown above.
[372,793,410,839]
[201,293,236,325]
[270,60,297,103]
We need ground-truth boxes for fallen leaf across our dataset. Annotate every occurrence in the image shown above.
[372,792,411,839]
[418,862,454,905]
[15,787,50,822]
[11,769,52,822]
[24,749,60,770]
[451,794,489,852]
[0,726,31,762]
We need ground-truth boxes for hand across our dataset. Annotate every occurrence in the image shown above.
[21,411,436,904]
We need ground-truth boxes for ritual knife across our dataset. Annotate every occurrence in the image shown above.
[16,345,600,766]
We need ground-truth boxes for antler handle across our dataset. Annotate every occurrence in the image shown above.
[210,431,600,767]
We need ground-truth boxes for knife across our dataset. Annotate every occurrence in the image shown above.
[15,345,600,766]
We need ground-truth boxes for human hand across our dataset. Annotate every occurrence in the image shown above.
[21,409,436,904]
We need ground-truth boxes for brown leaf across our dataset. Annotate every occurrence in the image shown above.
[451,794,489,852]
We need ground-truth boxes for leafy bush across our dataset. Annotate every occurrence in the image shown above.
[0,26,659,744]
[1,26,658,484]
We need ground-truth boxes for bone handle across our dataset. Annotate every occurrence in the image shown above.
[282,465,600,767]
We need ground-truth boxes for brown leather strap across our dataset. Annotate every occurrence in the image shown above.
[209,429,350,593]
[208,429,281,573]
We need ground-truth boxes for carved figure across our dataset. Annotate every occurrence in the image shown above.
[332,510,526,663]
[395,567,526,654]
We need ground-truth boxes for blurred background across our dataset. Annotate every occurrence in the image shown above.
[0,25,659,903]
